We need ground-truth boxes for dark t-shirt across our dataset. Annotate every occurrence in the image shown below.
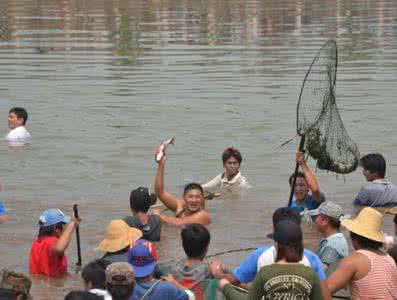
[388,244,397,266]
[124,215,161,241]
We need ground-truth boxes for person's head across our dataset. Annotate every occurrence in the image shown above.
[81,259,110,290]
[272,207,301,228]
[129,187,157,214]
[106,262,135,300]
[0,270,31,300]
[222,147,242,177]
[128,240,157,279]
[181,224,210,259]
[289,172,309,202]
[341,207,384,250]
[8,107,28,129]
[307,201,344,233]
[183,183,204,213]
[359,153,386,181]
[38,209,71,238]
[274,220,304,263]
[64,291,104,300]
[96,220,142,254]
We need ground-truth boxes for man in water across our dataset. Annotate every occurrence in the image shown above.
[152,148,211,226]
[289,151,325,212]
[202,147,250,195]
[6,107,31,144]
[353,153,397,208]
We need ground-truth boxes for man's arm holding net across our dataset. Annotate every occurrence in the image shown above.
[297,152,323,203]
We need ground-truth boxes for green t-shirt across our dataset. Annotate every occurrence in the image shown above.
[223,264,324,300]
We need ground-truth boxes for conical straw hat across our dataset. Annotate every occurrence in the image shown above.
[341,207,385,243]
[97,220,143,253]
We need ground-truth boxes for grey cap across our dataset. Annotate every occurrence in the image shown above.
[307,201,344,220]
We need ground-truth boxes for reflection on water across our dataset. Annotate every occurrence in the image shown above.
[1,0,397,298]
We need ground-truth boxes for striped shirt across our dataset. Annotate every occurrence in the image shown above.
[351,249,397,300]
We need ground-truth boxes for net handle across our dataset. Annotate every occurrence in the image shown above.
[287,135,306,207]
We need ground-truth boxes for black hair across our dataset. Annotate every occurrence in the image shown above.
[181,224,210,258]
[0,288,18,300]
[350,231,383,250]
[64,291,104,300]
[222,147,242,164]
[9,107,28,125]
[359,153,386,178]
[276,242,303,263]
[81,259,110,290]
[106,284,134,300]
[323,215,341,230]
[288,171,305,185]
[38,222,65,237]
[272,207,301,227]
[129,192,150,213]
[183,183,203,196]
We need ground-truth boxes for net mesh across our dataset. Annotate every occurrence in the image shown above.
[297,40,360,174]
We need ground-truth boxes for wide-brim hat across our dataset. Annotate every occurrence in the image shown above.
[341,207,385,243]
[97,220,143,253]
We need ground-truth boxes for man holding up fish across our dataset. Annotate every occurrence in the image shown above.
[152,137,211,227]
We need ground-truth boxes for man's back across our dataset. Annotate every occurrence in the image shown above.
[353,179,397,207]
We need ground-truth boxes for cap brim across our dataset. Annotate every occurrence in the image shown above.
[305,209,320,216]
[132,261,156,278]
[266,232,274,240]
[63,216,71,224]
[341,219,384,243]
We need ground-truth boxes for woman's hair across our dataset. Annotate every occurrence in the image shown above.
[276,242,304,263]
[350,231,383,250]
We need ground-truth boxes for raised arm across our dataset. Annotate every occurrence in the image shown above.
[154,152,182,213]
[297,151,323,203]
[52,219,79,256]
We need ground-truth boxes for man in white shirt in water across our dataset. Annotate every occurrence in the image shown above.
[6,107,31,145]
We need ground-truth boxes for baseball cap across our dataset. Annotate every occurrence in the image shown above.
[306,201,344,220]
[273,220,302,245]
[128,240,157,278]
[105,262,135,286]
[130,187,157,212]
[0,269,32,300]
[39,209,71,227]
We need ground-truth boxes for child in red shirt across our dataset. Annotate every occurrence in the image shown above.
[30,209,80,276]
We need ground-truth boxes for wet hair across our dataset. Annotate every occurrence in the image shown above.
[272,207,301,227]
[64,291,104,300]
[0,288,18,300]
[276,242,303,263]
[81,259,110,290]
[350,232,383,250]
[9,107,28,125]
[181,224,210,258]
[288,171,306,185]
[359,153,386,178]
[129,191,155,213]
[106,284,134,300]
[222,147,242,164]
[38,222,65,237]
[183,183,203,196]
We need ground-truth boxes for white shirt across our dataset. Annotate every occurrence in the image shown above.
[6,126,31,145]
[89,289,112,300]
[202,171,250,194]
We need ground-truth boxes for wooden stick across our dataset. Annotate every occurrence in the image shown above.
[287,135,305,207]
[73,204,82,267]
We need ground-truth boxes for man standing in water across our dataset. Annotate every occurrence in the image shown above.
[152,148,211,226]
[289,151,325,212]
[202,147,249,195]
[6,107,31,144]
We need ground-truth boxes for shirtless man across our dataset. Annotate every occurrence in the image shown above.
[152,149,211,227]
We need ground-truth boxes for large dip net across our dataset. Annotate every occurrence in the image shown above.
[297,40,360,174]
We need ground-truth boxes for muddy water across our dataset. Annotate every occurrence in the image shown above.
[1,0,397,298]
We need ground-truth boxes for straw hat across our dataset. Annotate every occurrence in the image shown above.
[97,220,143,253]
[341,207,385,243]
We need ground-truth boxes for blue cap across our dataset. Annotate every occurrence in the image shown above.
[39,209,71,227]
[128,239,157,278]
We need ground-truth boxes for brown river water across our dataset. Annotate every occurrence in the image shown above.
[1,0,397,298]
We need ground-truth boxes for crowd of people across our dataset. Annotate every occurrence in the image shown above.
[1,107,397,300]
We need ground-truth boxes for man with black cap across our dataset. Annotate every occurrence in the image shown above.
[124,187,161,241]
[219,220,329,300]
